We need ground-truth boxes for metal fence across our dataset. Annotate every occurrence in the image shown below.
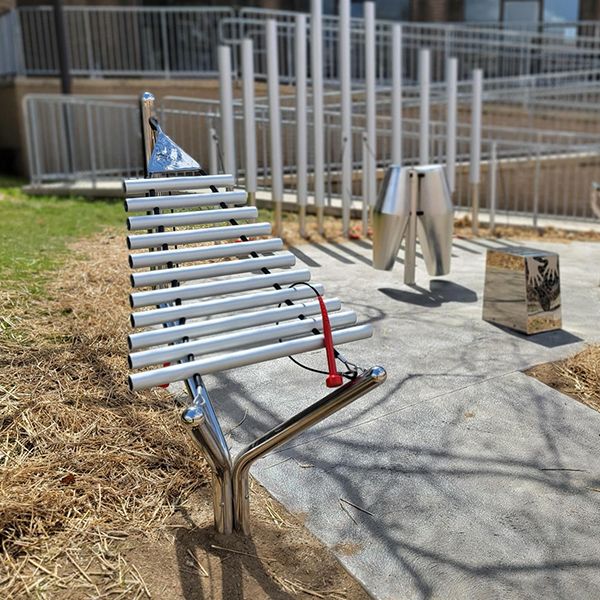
[24,95,142,182]
[24,92,600,221]
[6,6,600,82]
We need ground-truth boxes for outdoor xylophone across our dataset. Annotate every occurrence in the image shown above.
[123,93,386,535]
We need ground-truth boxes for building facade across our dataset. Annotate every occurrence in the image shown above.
[9,1,600,23]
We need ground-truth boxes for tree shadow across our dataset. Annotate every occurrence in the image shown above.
[173,508,296,600]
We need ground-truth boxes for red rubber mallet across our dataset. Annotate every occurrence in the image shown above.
[316,295,343,388]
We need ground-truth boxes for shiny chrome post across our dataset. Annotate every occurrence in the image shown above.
[404,170,418,285]
[182,377,234,534]
[140,92,156,178]
[232,366,387,535]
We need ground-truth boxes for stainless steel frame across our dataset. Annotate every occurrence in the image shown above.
[136,93,386,535]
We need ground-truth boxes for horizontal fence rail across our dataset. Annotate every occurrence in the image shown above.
[24,91,600,222]
[24,95,143,182]
[5,7,600,82]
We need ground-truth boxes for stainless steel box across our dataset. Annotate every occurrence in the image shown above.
[482,247,561,335]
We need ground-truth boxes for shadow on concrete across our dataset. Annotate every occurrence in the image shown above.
[378,280,478,308]
[208,365,600,600]
[287,246,320,268]
[309,242,354,264]
[486,323,583,348]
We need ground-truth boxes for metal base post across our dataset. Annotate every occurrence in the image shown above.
[181,377,234,534]
[181,367,386,536]
[299,204,307,238]
[317,205,325,235]
[471,182,480,236]
[247,191,256,207]
[404,170,418,285]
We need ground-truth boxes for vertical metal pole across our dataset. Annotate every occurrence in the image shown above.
[489,140,497,234]
[218,45,236,179]
[470,68,483,235]
[140,92,156,177]
[419,48,430,166]
[241,38,257,205]
[365,1,377,213]
[446,56,458,194]
[296,14,308,237]
[339,0,352,237]
[53,0,71,94]
[391,23,403,166]
[266,19,283,235]
[208,126,218,175]
[533,140,541,231]
[404,169,418,285]
[311,0,325,233]
[182,379,234,536]
[362,132,369,234]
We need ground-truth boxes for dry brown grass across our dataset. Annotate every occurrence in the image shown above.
[454,215,600,243]
[528,345,600,413]
[0,234,210,597]
[0,230,371,600]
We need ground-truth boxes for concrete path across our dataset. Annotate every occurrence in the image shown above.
[204,237,600,600]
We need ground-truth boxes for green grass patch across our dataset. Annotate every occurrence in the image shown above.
[0,180,124,294]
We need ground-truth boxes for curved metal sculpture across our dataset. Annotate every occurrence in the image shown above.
[373,164,454,285]
[125,93,386,535]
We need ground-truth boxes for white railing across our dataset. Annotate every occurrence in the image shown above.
[15,6,234,78]
[24,95,143,183]
[6,6,600,82]
[24,92,600,221]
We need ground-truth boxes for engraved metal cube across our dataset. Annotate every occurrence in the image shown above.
[482,247,561,335]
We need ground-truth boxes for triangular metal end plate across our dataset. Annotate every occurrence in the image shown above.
[148,129,200,175]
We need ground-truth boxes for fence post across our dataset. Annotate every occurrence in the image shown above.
[11,10,26,77]
[339,0,352,237]
[208,127,218,174]
[160,10,170,78]
[446,56,458,194]
[311,0,325,234]
[266,19,283,235]
[140,92,156,177]
[362,132,369,235]
[419,48,430,166]
[241,38,257,205]
[533,140,541,231]
[365,1,377,214]
[489,141,497,234]
[470,68,483,235]
[218,45,236,180]
[296,14,308,237]
[391,23,403,166]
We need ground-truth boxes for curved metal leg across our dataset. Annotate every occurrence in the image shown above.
[232,366,387,535]
[181,377,234,534]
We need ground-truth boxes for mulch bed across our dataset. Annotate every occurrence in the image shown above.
[0,232,369,599]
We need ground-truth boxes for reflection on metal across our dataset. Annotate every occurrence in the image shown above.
[482,247,562,334]
[147,121,200,175]
[372,164,454,285]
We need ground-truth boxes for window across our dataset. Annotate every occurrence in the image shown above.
[465,0,501,22]
[544,0,579,22]
[348,1,410,20]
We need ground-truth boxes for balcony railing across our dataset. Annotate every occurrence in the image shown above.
[4,6,600,83]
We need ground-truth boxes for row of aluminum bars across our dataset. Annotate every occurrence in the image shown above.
[219,0,484,238]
